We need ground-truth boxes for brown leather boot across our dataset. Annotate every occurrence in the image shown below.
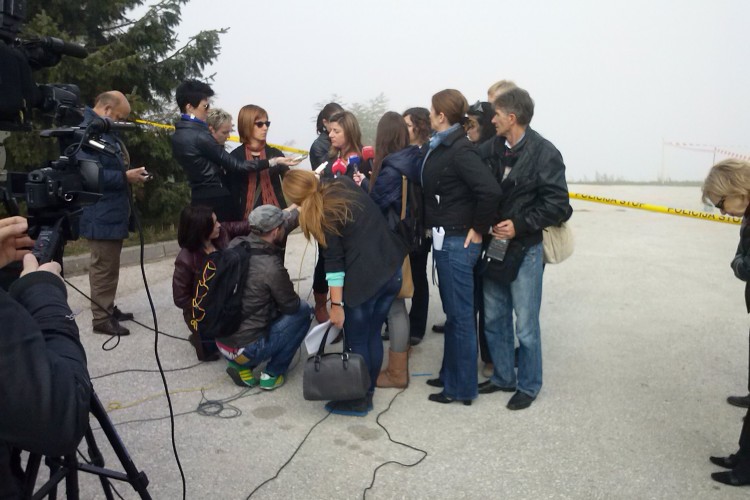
[376,349,409,388]
[313,292,329,324]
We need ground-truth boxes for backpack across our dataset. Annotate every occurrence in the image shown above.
[394,176,426,252]
[191,241,252,340]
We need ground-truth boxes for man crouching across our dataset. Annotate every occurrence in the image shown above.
[215,205,312,390]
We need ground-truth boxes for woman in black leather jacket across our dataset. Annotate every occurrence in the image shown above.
[170,80,298,221]
[703,159,750,488]
[309,102,344,171]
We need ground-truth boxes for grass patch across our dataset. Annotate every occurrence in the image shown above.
[64,224,178,256]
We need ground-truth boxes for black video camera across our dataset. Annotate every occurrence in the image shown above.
[0,0,118,264]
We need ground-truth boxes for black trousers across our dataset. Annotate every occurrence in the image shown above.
[408,244,430,340]
[313,246,328,294]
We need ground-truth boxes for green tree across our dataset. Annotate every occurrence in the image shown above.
[314,93,389,147]
[6,0,226,225]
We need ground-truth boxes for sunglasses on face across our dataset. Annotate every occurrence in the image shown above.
[255,121,271,128]
[714,196,726,211]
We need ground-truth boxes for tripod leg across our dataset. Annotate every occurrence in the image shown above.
[83,428,115,500]
[88,391,151,500]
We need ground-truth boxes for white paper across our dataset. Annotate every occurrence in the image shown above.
[304,320,340,354]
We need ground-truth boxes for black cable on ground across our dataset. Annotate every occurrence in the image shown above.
[245,412,332,499]
[362,389,428,499]
[90,361,205,381]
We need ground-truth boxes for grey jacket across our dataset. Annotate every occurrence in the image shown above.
[218,212,301,347]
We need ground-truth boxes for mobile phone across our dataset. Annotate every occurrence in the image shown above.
[485,237,509,261]
[292,154,308,162]
[141,171,154,181]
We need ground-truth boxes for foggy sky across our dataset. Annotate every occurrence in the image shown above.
[169,0,750,181]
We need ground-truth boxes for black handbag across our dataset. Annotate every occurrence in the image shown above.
[479,239,527,284]
[303,325,370,401]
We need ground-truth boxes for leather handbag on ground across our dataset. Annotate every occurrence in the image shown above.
[479,239,526,284]
[303,325,370,401]
[396,176,414,299]
[542,222,574,264]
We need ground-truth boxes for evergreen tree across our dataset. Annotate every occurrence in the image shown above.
[6,0,225,224]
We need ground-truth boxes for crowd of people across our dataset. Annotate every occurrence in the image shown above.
[162,78,574,416]
[3,77,750,492]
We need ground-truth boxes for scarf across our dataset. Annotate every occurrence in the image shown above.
[244,143,280,219]
[428,123,461,151]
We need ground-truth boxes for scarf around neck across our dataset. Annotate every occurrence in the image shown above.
[244,143,280,218]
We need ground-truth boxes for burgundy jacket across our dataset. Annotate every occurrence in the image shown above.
[172,220,251,329]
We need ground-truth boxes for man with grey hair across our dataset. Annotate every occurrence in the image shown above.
[79,91,150,336]
[214,204,311,390]
[478,86,572,410]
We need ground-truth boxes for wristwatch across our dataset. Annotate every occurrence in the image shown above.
[330,301,344,307]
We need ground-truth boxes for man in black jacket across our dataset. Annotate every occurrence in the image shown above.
[0,216,91,499]
[170,80,299,222]
[215,205,311,390]
[478,87,572,410]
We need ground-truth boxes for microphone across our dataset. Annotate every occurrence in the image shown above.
[39,36,88,59]
[362,146,374,162]
[88,117,139,134]
[331,158,347,177]
[348,154,361,174]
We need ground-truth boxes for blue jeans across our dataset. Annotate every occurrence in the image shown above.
[234,302,312,376]
[344,269,401,393]
[483,242,544,397]
[433,236,482,400]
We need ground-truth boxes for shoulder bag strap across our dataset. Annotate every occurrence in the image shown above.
[400,175,407,221]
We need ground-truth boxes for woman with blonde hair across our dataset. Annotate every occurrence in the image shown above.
[703,159,750,487]
[282,170,406,416]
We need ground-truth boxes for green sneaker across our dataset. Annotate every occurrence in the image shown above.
[226,361,257,387]
[259,372,285,391]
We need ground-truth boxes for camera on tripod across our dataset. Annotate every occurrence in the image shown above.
[0,0,125,263]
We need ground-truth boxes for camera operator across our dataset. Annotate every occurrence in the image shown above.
[0,216,91,499]
[79,91,149,336]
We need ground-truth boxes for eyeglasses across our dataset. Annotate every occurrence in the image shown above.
[255,121,271,128]
[469,100,485,115]
[202,103,210,110]
[714,196,727,211]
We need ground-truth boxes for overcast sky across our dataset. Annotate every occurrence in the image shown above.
[169,0,750,181]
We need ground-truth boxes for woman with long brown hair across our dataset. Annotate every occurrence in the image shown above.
[355,111,424,388]
[320,111,364,179]
[283,170,406,416]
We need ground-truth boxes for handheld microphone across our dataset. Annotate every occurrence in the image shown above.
[362,146,374,162]
[348,154,361,174]
[331,158,347,177]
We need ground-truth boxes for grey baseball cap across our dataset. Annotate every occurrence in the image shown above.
[248,204,289,233]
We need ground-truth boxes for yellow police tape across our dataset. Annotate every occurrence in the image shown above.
[134,119,741,225]
[134,118,309,155]
[570,192,741,225]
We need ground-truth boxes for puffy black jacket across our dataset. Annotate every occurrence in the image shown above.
[480,127,572,247]
[422,126,502,235]
[363,145,423,215]
[171,118,270,200]
[0,272,91,499]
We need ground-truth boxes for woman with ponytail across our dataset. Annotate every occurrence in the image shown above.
[283,170,406,416]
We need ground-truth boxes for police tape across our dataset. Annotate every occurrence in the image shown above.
[134,118,309,155]
[569,192,741,225]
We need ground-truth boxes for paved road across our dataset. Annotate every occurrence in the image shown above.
[54,185,749,499]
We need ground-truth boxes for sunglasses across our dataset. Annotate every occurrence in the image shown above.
[714,196,726,211]
[255,121,271,128]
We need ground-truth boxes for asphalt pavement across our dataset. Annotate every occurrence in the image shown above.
[53,184,750,499]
